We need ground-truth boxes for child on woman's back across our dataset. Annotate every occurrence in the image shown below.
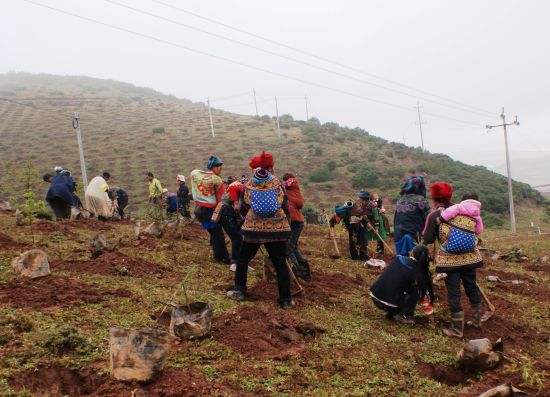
[440,192,483,234]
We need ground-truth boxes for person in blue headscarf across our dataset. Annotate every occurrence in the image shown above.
[393,176,430,255]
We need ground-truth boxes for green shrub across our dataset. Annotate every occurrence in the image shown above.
[484,213,504,228]
[309,167,332,183]
[352,166,380,189]
[152,127,165,134]
[325,160,337,171]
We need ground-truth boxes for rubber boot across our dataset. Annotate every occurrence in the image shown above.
[467,304,482,329]
[443,311,464,339]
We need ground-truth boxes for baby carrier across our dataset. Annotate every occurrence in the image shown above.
[438,215,477,254]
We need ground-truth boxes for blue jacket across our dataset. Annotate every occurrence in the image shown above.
[46,175,77,206]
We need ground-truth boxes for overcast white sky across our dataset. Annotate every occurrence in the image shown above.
[2,0,549,188]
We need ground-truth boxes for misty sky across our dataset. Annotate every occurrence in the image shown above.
[2,0,549,188]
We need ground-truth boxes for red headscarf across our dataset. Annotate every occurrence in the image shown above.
[429,182,453,203]
[249,151,274,169]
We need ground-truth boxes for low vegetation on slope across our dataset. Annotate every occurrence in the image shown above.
[0,72,546,228]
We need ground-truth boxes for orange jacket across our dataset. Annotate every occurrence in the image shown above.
[285,179,304,223]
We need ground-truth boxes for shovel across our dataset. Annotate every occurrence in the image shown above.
[366,221,394,256]
[324,213,341,258]
[477,283,496,322]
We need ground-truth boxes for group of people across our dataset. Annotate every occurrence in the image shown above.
[188,151,310,309]
[41,157,486,336]
[366,176,485,338]
[43,168,128,221]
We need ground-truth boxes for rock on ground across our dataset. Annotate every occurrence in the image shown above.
[11,249,51,279]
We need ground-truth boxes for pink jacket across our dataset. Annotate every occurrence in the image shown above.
[441,199,484,234]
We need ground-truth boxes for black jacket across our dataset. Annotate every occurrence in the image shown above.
[177,183,190,203]
[369,256,419,308]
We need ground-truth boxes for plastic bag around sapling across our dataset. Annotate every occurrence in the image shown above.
[169,302,213,339]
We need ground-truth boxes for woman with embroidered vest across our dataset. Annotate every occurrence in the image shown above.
[370,245,433,324]
[394,176,431,255]
[226,151,293,309]
[211,176,248,269]
[422,183,483,338]
[190,156,230,264]
[283,173,310,280]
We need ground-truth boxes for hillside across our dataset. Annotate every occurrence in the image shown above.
[0,72,545,226]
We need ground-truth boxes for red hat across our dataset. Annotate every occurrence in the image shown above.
[429,182,453,202]
[249,151,274,169]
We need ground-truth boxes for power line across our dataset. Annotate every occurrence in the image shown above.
[209,90,251,102]
[20,0,483,128]
[152,0,496,116]
[104,0,492,119]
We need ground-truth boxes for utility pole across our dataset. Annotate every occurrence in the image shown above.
[416,101,426,151]
[206,97,215,137]
[253,89,259,117]
[275,96,281,139]
[72,112,88,192]
[305,95,309,120]
[486,108,520,233]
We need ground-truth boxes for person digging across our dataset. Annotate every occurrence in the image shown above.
[329,199,369,260]
[369,245,433,324]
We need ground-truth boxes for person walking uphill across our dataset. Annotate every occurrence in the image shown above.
[190,156,230,264]
[394,176,430,255]
[226,152,294,309]
[283,173,310,279]
[422,183,484,338]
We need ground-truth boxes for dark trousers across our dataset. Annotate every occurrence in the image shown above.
[348,224,368,259]
[47,197,71,220]
[220,216,242,264]
[179,202,191,218]
[207,226,230,262]
[287,225,307,266]
[371,291,417,316]
[235,241,291,304]
[376,240,385,254]
[444,267,481,313]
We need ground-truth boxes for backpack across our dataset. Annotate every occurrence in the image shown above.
[249,188,281,217]
[439,215,477,254]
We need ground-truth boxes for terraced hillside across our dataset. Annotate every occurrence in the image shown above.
[0,72,546,226]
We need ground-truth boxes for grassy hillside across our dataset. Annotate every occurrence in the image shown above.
[0,72,546,226]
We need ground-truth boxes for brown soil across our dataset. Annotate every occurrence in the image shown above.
[478,267,536,283]
[525,263,550,273]
[31,221,79,239]
[212,305,324,359]
[61,219,113,231]
[0,276,133,310]
[0,232,30,249]
[417,363,474,386]
[179,223,207,241]
[128,236,159,249]
[52,252,168,277]
[456,365,548,397]
[9,366,248,397]
[247,270,364,306]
